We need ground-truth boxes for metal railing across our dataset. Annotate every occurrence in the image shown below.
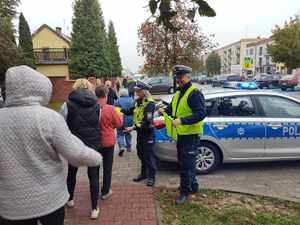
[34,48,69,64]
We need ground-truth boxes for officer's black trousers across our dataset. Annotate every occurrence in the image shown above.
[136,131,157,179]
[177,134,199,195]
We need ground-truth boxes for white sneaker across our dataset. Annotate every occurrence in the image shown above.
[66,200,75,208]
[90,208,100,219]
[101,190,113,200]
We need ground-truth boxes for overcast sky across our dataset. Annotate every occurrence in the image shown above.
[18,0,299,72]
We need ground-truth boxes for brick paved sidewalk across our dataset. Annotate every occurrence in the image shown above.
[65,182,159,225]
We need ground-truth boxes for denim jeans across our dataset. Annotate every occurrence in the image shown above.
[117,128,132,151]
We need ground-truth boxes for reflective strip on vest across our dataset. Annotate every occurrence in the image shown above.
[133,98,154,127]
[171,85,204,136]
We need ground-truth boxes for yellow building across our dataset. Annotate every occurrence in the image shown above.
[32,24,71,78]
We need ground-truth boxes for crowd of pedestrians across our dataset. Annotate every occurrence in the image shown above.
[0,65,206,224]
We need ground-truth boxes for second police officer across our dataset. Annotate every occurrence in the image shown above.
[160,65,206,204]
[124,81,157,187]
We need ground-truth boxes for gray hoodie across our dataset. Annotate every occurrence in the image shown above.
[0,66,102,220]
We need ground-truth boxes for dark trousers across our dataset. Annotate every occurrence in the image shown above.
[136,131,157,179]
[1,207,65,225]
[177,134,199,195]
[67,165,99,210]
[99,147,114,195]
[129,92,134,99]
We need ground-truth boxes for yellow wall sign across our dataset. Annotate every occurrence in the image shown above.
[244,57,253,69]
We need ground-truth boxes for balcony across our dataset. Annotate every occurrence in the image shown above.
[34,48,69,65]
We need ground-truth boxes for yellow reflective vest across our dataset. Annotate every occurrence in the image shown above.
[133,98,155,128]
[165,85,204,140]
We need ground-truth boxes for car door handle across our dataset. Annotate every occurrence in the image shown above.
[267,123,282,129]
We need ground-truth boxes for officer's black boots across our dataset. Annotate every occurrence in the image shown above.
[175,195,188,205]
[146,178,155,187]
[133,174,147,182]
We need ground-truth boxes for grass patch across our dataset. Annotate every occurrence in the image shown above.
[48,102,63,112]
[156,187,300,225]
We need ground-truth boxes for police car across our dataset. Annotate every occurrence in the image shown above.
[154,90,300,174]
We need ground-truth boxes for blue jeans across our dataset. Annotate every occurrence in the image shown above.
[117,128,132,151]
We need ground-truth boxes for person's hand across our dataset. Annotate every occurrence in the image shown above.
[158,108,165,115]
[172,118,182,127]
[124,126,134,133]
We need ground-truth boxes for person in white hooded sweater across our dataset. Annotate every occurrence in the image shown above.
[0,66,102,225]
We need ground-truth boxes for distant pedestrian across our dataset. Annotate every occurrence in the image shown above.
[116,78,121,92]
[96,78,102,87]
[60,78,102,219]
[114,88,135,156]
[96,85,123,200]
[105,80,118,105]
[127,76,136,99]
[122,76,128,88]
[0,66,101,225]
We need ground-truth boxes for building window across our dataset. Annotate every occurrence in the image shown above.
[42,48,50,60]
[259,47,263,56]
[266,56,270,65]
[250,48,254,55]
[259,57,263,66]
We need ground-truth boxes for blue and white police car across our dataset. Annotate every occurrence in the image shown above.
[154,90,300,174]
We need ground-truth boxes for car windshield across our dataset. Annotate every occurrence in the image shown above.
[271,74,281,80]
[217,75,226,80]
[281,75,295,80]
[227,75,240,81]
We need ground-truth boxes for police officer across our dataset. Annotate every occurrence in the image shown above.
[124,81,157,187]
[160,65,206,204]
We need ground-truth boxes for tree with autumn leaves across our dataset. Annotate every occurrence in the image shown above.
[268,16,300,72]
[139,1,214,75]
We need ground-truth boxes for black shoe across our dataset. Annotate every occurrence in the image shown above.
[146,178,155,187]
[118,149,125,157]
[177,186,199,194]
[133,174,147,182]
[191,185,199,194]
[175,195,188,205]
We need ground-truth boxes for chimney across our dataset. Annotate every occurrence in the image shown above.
[56,27,62,34]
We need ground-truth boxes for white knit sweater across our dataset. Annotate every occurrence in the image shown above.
[0,66,102,220]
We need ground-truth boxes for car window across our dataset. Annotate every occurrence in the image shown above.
[216,96,256,117]
[258,96,300,118]
[227,75,240,81]
[205,99,217,116]
[149,78,162,85]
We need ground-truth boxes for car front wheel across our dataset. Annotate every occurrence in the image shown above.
[195,142,221,174]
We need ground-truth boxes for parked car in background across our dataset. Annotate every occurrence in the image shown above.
[256,74,281,89]
[213,74,244,88]
[198,75,210,84]
[212,75,227,87]
[279,74,299,91]
[133,74,145,81]
[154,90,300,174]
[145,76,174,94]
[217,74,245,88]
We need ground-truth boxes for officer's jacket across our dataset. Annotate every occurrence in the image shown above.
[122,98,156,133]
[165,82,206,125]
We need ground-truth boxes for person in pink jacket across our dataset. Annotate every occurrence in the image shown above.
[95,85,123,200]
